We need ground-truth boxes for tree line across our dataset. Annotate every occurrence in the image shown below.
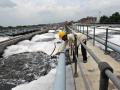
[100,12,120,24]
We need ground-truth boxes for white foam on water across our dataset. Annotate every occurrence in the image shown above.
[12,69,56,90]
[0,36,10,42]
[3,33,63,58]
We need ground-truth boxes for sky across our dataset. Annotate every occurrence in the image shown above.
[0,0,120,26]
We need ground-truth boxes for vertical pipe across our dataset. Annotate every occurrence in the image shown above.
[77,25,79,31]
[83,25,84,34]
[77,25,78,31]
[99,72,109,90]
[87,26,89,40]
[93,27,95,46]
[78,25,79,31]
[75,35,78,57]
[73,35,78,77]
[73,24,75,29]
[98,62,113,90]
[105,28,108,54]
[53,52,66,90]
[75,25,77,30]
[76,25,77,30]
[80,25,81,32]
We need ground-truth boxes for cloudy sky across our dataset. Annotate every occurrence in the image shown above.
[0,0,120,26]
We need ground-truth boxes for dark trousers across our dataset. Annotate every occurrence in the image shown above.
[81,41,87,61]
[76,41,87,61]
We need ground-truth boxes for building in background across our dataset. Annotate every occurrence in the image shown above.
[78,17,97,24]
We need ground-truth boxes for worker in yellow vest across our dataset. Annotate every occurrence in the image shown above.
[58,31,87,63]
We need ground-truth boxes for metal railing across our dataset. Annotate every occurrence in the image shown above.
[66,26,120,90]
[53,51,66,90]
[73,24,120,54]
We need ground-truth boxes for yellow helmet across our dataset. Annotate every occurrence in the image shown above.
[58,31,66,39]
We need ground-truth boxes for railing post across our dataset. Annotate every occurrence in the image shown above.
[83,25,84,34]
[73,35,78,77]
[76,25,77,30]
[77,25,79,31]
[87,25,89,40]
[93,27,95,46]
[105,28,109,54]
[98,62,113,90]
[77,25,79,32]
[76,25,78,30]
[80,25,81,33]
[78,25,79,31]
[66,26,120,90]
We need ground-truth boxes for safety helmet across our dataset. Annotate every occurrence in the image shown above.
[58,31,67,39]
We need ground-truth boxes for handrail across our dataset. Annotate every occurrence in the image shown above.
[88,34,120,53]
[72,25,120,54]
[80,40,120,90]
[75,24,120,33]
[68,27,101,64]
[75,23,120,27]
[66,26,120,90]
[72,49,92,90]
[53,51,66,90]
[89,26,120,32]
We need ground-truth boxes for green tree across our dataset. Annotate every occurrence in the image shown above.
[99,15,109,24]
[99,12,120,24]
[109,12,120,24]
[0,26,3,29]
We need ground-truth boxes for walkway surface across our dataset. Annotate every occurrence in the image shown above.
[66,41,120,90]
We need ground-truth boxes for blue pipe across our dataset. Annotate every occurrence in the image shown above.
[53,52,66,90]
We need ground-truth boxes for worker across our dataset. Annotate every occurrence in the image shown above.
[58,31,87,63]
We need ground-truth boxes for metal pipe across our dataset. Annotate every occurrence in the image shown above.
[74,23,120,27]
[68,26,120,54]
[73,49,78,77]
[105,70,120,90]
[79,25,80,32]
[74,35,78,77]
[77,25,79,31]
[79,34,120,90]
[75,55,92,90]
[80,25,81,32]
[87,26,88,40]
[93,27,95,46]
[105,28,108,54]
[67,26,120,59]
[88,34,120,54]
[83,25,84,34]
[53,52,66,90]
[67,25,120,90]
[98,62,113,90]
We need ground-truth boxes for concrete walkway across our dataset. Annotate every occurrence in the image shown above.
[67,41,120,90]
